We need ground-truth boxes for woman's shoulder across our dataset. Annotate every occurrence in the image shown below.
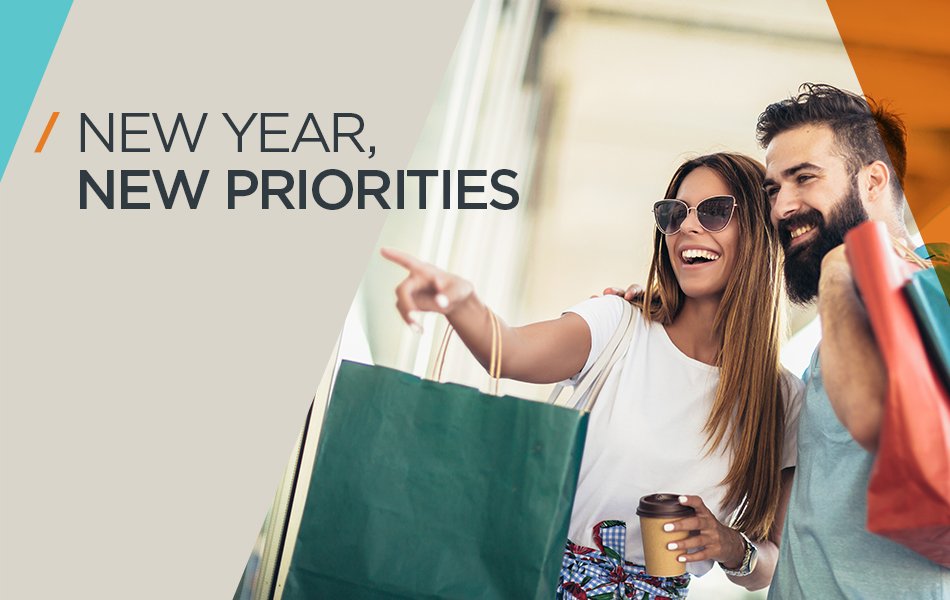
[564,296,648,350]
[778,366,806,424]
[779,367,805,393]
[564,295,638,330]
[565,294,629,315]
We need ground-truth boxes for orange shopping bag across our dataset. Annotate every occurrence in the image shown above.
[844,221,950,567]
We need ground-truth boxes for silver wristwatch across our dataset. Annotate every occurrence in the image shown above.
[719,531,758,577]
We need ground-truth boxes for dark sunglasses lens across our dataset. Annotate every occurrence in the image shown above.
[655,201,687,234]
[697,196,734,231]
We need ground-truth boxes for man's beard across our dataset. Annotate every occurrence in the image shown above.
[780,184,869,305]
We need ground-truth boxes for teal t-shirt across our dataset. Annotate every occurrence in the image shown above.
[768,348,949,599]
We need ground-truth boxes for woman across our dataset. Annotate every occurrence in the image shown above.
[382,152,803,599]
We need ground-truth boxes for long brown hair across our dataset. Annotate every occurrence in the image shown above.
[636,152,786,540]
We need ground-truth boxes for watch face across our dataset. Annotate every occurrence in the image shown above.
[747,542,759,571]
[721,533,757,576]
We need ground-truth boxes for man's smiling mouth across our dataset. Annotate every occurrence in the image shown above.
[787,223,819,248]
[790,224,815,239]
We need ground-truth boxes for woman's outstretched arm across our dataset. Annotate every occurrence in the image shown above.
[382,248,591,384]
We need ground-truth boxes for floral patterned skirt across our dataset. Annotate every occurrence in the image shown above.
[557,520,691,600]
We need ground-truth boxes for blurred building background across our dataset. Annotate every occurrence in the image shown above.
[244,1,940,598]
[347,3,863,599]
[358,0,871,397]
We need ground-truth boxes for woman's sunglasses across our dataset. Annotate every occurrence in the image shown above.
[652,195,737,235]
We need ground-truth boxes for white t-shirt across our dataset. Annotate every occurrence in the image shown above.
[564,295,804,576]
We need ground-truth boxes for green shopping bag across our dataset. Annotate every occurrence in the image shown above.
[281,358,588,599]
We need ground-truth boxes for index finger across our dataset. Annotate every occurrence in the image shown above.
[381,247,423,271]
[676,495,711,515]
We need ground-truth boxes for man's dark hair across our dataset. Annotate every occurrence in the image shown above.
[756,83,907,200]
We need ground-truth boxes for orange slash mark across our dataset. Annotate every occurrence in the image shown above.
[35,112,60,153]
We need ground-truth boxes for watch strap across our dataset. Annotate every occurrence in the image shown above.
[719,530,757,576]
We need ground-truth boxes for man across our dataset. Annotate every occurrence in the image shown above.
[607,83,948,596]
[757,83,949,598]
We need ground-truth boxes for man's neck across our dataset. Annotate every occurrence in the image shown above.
[867,201,911,245]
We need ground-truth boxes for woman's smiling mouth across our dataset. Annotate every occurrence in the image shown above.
[679,248,722,267]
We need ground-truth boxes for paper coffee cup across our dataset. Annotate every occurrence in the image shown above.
[637,493,696,577]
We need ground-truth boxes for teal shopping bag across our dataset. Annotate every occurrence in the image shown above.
[281,360,588,600]
[904,244,950,391]
[905,266,950,391]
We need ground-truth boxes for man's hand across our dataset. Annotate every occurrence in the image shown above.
[596,284,643,301]
[820,239,925,297]
[818,244,854,298]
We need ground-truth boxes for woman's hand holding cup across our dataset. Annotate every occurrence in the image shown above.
[662,495,746,569]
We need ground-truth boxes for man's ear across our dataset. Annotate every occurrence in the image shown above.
[863,160,891,206]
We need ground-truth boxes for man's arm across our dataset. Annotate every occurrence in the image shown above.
[817,245,887,451]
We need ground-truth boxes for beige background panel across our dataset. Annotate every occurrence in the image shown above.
[0,1,473,598]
